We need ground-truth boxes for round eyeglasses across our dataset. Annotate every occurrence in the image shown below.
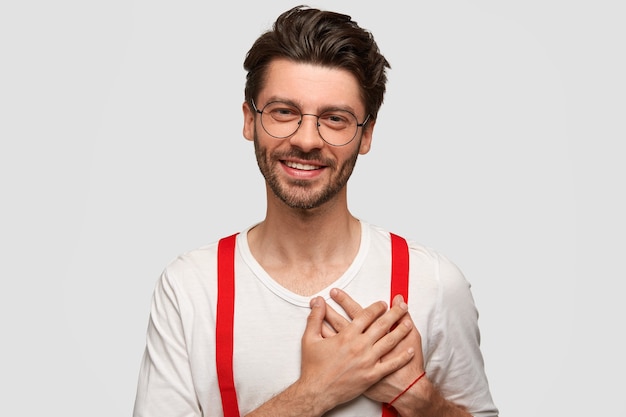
[251,100,370,147]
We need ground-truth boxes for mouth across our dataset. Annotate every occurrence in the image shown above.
[283,160,324,171]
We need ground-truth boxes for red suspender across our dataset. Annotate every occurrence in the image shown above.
[383,233,410,417]
[216,232,409,417]
[216,233,240,417]
[389,233,410,305]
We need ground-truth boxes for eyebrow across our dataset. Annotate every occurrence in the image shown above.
[262,96,359,116]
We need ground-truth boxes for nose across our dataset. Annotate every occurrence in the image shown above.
[289,114,324,151]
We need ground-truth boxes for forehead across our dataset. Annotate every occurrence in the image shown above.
[259,59,364,112]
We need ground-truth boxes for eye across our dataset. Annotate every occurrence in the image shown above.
[267,103,300,122]
[319,111,352,130]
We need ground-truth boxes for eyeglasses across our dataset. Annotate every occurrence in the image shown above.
[251,100,370,147]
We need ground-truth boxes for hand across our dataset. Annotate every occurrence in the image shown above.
[297,294,416,413]
[321,289,426,407]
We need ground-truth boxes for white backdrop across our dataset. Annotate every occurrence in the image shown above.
[1,1,624,415]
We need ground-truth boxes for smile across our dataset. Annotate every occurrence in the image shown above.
[283,161,322,171]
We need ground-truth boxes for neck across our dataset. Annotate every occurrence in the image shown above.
[252,192,360,260]
[246,190,361,294]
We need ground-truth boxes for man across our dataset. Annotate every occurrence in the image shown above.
[133,5,498,417]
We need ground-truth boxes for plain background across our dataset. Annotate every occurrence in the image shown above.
[1,0,624,415]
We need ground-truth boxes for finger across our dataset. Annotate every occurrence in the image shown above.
[372,350,415,390]
[320,321,337,338]
[303,296,327,342]
[363,299,410,342]
[389,294,411,330]
[323,301,351,333]
[349,300,388,334]
[330,288,364,320]
[391,293,405,308]
[373,318,414,358]
[373,323,416,374]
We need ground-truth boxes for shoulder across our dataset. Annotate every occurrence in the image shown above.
[156,240,221,299]
[367,222,470,290]
[166,241,218,275]
[159,230,248,291]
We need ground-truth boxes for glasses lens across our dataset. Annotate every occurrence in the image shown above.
[260,102,301,139]
[317,110,358,146]
[259,101,360,146]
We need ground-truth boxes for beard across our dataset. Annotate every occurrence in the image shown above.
[253,130,360,210]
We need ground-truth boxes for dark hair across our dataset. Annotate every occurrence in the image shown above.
[243,5,390,121]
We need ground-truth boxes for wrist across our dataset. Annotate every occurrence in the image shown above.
[386,371,427,410]
[392,377,470,417]
[389,375,433,417]
[246,379,330,417]
[288,378,333,417]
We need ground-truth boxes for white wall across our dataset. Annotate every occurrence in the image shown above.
[1,1,624,415]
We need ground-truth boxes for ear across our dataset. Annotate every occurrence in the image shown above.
[358,119,375,155]
[242,101,255,142]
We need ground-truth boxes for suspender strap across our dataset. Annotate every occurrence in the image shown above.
[383,233,410,417]
[389,233,410,305]
[216,232,409,417]
[216,233,240,417]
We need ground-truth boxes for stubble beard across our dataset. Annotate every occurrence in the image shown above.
[253,130,360,210]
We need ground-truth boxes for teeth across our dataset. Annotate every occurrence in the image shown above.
[285,161,320,171]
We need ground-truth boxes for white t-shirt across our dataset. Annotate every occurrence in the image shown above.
[133,221,498,416]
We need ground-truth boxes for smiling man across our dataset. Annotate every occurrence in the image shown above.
[133,6,498,417]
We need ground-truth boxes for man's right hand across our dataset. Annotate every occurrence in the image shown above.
[297,295,415,414]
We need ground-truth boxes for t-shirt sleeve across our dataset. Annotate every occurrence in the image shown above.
[133,268,202,417]
[426,253,499,417]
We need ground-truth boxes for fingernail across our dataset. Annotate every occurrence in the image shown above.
[310,297,320,307]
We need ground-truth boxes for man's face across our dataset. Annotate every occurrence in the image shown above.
[242,59,373,210]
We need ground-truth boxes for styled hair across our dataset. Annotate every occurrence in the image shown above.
[243,5,390,121]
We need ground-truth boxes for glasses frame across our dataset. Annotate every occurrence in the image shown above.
[251,99,370,147]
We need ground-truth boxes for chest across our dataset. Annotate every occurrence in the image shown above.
[230,301,384,416]
[212,232,410,415]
